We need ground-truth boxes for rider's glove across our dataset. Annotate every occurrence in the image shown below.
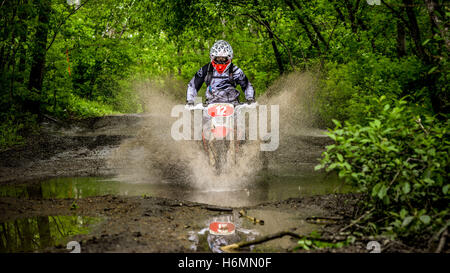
[246,98,255,104]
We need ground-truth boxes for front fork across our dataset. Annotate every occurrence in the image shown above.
[202,130,239,171]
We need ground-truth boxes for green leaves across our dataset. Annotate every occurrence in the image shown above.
[402,216,414,227]
[370,119,381,129]
[402,183,410,194]
[427,66,438,74]
[316,97,449,239]
[371,183,391,204]
[419,215,431,225]
[443,185,449,195]
[378,185,388,200]
[332,119,342,128]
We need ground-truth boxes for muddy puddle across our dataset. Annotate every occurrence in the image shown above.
[189,207,323,253]
[0,171,354,253]
[0,215,102,253]
[0,172,351,207]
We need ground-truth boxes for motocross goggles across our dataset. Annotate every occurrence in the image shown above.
[213,56,230,64]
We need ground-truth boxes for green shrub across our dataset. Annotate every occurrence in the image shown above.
[0,113,38,151]
[66,94,117,118]
[317,55,425,126]
[316,96,449,241]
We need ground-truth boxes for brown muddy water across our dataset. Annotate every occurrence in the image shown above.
[189,208,323,253]
[0,172,350,207]
[0,172,352,253]
[0,172,351,252]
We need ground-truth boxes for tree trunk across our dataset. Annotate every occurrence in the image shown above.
[291,0,328,49]
[402,0,429,64]
[331,1,347,27]
[268,26,284,74]
[17,0,29,83]
[177,44,182,76]
[284,0,322,53]
[424,0,449,51]
[343,0,358,33]
[27,0,51,94]
[304,15,328,49]
[27,0,51,115]
[396,20,406,57]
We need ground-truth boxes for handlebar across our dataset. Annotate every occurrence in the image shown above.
[184,102,258,111]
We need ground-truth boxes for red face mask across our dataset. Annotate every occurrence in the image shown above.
[212,59,231,74]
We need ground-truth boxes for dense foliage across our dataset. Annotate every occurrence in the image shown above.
[316,96,449,243]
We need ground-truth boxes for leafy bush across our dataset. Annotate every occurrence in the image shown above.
[0,113,38,151]
[66,94,117,118]
[317,55,425,126]
[0,119,24,150]
[316,96,449,241]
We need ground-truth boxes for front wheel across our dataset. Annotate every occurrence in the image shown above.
[202,138,237,175]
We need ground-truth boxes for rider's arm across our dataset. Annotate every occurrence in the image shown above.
[233,66,255,101]
[187,64,209,103]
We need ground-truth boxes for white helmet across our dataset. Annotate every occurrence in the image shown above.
[210,40,233,61]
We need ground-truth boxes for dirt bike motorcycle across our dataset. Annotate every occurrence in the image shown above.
[186,101,258,174]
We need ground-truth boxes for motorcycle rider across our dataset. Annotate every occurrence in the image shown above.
[186,40,255,106]
[186,40,256,172]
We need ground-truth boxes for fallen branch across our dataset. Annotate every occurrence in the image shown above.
[205,206,233,212]
[220,231,347,252]
[42,113,62,124]
[306,216,343,224]
[435,227,448,253]
[220,231,303,252]
[415,117,429,136]
[167,203,232,212]
[339,208,374,233]
[239,209,264,225]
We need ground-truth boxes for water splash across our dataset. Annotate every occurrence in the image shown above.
[108,71,321,190]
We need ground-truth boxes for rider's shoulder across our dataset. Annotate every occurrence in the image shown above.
[196,63,210,77]
[230,63,244,76]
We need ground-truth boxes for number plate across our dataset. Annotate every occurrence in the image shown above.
[207,103,234,117]
[209,222,235,235]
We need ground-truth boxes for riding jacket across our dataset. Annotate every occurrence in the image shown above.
[186,63,255,104]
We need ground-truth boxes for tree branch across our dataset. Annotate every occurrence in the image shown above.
[381,0,410,29]
[424,0,450,51]
[244,12,295,70]
[220,230,347,252]
[46,0,92,52]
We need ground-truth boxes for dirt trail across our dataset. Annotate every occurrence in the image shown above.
[0,114,345,251]
[0,115,421,253]
[0,113,332,184]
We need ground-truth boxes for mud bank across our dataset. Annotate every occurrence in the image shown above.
[0,115,140,183]
[0,192,359,253]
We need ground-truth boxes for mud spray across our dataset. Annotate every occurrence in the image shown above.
[108,72,320,192]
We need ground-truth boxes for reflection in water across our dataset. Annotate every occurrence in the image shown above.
[0,172,352,207]
[0,215,102,253]
[190,208,321,253]
[189,214,259,253]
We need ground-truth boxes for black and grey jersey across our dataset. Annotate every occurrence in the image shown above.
[186,63,255,103]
